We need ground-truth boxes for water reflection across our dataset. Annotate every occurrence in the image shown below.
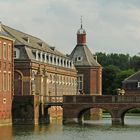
[1,115,140,140]
[0,125,12,140]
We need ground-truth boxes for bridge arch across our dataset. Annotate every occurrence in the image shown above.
[77,106,113,124]
[118,105,140,125]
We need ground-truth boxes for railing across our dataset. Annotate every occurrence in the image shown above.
[39,95,140,105]
[40,96,63,104]
[63,95,140,104]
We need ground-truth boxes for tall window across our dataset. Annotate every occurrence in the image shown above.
[60,76,62,96]
[8,72,11,91]
[49,75,53,96]
[8,44,11,62]
[77,75,83,91]
[3,43,7,60]
[3,72,7,91]
[14,50,16,58]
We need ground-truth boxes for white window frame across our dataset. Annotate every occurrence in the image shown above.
[3,42,7,60]
[14,48,20,59]
[75,56,83,62]
[8,72,11,91]
[3,71,7,92]
[77,74,83,91]
[8,44,11,62]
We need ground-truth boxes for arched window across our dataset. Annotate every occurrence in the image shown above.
[14,71,23,95]
[49,74,53,96]
[60,76,63,96]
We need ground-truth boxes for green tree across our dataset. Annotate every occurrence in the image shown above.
[130,55,140,71]
[95,52,130,70]
[103,65,121,95]
[114,69,135,89]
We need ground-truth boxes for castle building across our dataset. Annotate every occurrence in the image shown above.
[70,22,102,95]
[0,21,102,124]
[1,23,77,124]
[0,24,14,125]
[1,25,77,97]
[70,22,102,119]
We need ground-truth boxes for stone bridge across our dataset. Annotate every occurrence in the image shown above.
[62,95,140,125]
[12,95,140,125]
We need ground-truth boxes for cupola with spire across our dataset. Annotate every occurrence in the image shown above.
[70,18,102,97]
[77,17,86,45]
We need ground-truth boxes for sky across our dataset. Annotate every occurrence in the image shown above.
[0,0,140,56]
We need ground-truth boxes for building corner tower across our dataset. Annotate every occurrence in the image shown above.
[70,20,102,96]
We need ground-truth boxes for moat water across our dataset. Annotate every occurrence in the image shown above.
[1,114,140,140]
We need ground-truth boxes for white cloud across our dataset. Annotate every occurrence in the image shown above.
[0,0,140,55]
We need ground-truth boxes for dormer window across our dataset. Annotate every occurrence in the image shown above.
[37,42,43,47]
[50,47,55,51]
[75,56,83,61]
[14,48,20,59]
[23,36,29,42]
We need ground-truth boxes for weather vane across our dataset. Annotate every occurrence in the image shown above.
[80,16,83,28]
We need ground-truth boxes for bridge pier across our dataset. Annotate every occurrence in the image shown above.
[63,118,78,124]
[112,117,124,125]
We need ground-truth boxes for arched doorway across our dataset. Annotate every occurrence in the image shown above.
[14,71,23,95]
[78,107,112,125]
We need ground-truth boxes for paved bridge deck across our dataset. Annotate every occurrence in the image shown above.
[42,95,140,106]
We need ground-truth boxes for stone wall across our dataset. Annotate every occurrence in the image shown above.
[12,95,39,125]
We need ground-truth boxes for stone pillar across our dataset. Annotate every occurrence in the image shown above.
[68,60,71,68]
[31,71,36,95]
[36,50,39,61]
[62,59,65,67]
[111,109,124,125]
[40,52,43,62]
[63,104,79,124]
[71,61,74,69]
[36,74,43,95]
[43,71,48,96]
[59,57,62,66]
[48,54,51,64]
[12,95,39,125]
[56,56,58,65]
[35,67,44,121]
[65,59,68,68]
[52,55,54,65]
[112,117,124,125]
[44,53,47,63]
[63,117,78,124]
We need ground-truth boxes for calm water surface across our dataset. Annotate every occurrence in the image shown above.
[1,115,140,140]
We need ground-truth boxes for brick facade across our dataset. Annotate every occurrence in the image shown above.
[0,35,14,125]
[1,24,77,123]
